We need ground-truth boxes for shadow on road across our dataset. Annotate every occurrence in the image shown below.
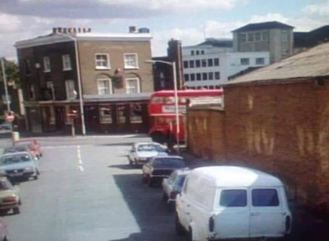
[97,142,134,147]
[108,164,140,170]
[112,173,187,241]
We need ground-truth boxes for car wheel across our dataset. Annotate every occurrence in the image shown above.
[37,169,40,175]
[188,227,193,241]
[13,207,20,215]
[33,174,38,180]
[3,236,9,241]
[175,213,186,235]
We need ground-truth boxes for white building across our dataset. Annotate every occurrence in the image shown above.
[182,38,270,89]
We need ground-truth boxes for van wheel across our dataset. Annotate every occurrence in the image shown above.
[175,213,186,235]
[188,227,193,241]
[13,207,20,215]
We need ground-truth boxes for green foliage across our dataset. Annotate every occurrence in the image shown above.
[0,58,20,88]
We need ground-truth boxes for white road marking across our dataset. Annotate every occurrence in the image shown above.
[77,145,84,171]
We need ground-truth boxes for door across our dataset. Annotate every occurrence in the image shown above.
[216,189,250,239]
[249,188,285,238]
[176,177,191,230]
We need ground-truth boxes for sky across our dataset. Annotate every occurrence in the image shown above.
[1,0,329,60]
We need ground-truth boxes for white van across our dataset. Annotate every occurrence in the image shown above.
[175,166,292,241]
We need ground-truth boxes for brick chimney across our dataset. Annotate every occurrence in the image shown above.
[129,26,136,33]
[167,39,184,89]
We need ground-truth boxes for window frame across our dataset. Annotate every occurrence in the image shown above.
[95,53,110,70]
[124,53,139,69]
[240,58,250,65]
[256,57,265,65]
[125,77,141,94]
[43,56,51,73]
[97,78,112,95]
[65,80,76,100]
[62,54,72,71]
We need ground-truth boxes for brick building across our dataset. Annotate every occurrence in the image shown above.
[15,27,153,134]
[187,42,329,212]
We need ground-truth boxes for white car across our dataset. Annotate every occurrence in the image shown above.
[128,142,168,165]
[175,166,292,241]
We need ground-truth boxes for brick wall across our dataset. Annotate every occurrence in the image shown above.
[187,78,329,211]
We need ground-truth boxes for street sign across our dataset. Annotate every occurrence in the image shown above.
[5,111,14,122]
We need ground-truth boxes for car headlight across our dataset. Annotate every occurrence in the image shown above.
[24,167,34,172]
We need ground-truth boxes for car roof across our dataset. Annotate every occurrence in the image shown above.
[190,166,283,187]
[1,151,32,157]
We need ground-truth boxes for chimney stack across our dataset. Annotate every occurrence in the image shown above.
[129,26,136,33]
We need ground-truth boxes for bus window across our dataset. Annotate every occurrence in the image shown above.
[151,97,164,104]
[179,97,187,104]
[165,97,175,104]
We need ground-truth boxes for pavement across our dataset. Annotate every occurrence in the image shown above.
[0,134,327,240]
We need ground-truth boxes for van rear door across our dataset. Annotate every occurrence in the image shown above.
[215,189,249,239]
[249,188,285,238]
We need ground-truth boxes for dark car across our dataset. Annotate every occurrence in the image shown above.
[142,156,187,187]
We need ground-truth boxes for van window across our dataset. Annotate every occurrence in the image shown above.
[220,190,247,207]
[252,189,279,207]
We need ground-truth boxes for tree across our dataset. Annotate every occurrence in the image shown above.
[0,58,20,88]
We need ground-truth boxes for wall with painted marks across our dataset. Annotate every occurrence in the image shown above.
[187,79,329,211]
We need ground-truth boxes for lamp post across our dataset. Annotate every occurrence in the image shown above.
[57,33,86,135]
[145,60,180,154]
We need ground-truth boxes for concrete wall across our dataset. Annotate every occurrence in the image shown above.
[78,40,153,95]
[187,78,329,211]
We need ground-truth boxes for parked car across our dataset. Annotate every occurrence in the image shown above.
[3,145,38,160]
[162,169,189,203]
[175,166,292,241]
[15,139,42,159]
[142,156,187,187]
[128,142,168,165]
[0,176,21,214]
[0,218,9,241]
[0,152,40,181]
[0,122,11,131]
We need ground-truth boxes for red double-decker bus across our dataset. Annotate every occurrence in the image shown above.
[148,89,223,144]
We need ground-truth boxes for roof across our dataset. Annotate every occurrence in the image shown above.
[294,25,329,48]
[197,38,233,48]
[190,166,283,187]
[15,32,152,49]
[226,42,329,85]
[232,21,294,32]
[83,93,152,102]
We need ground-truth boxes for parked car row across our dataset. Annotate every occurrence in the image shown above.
[129,142,293,241]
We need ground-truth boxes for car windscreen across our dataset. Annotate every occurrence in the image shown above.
[0,154,32,165]
[137,144,164,152]
[0,180,12,190]
[153,158,186,168]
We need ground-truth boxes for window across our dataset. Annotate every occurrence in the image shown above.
[252,189,279,207]
[191,50,195,55]
[220,189,247,207]
[190,73,195,81]
[62,55,72,71]
[95,54,110,69]
[201,50,205,55]
[99,107,113,124]
[124,53,138,69]
[256,58,265,65]
[202,73,208,81]
[281,30,289,42]
[196,73,201,81]
[116,105,126,124]
[183,61,189,69]
[262,31,269,41]
[215,72,220,80]
[209,72,214,80]
[126,78,140,94]
[214,58,220,66]
[25,59,31,75]
[43,57,51,72]
[195,60,201,68]
[239,33,247,43]
[97,79,112,95]
[248,33,254,42]
[208,59,213,67]
[241,58,250,65]
[184,74,189,81]
[255,32,261,42]
[46,81,55,100]
[130,104,142,123]
[202,59,207,67]
[65,80,76,100]
[196,50,200,55]
[189,60,194,68]
[28,84,35,100]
